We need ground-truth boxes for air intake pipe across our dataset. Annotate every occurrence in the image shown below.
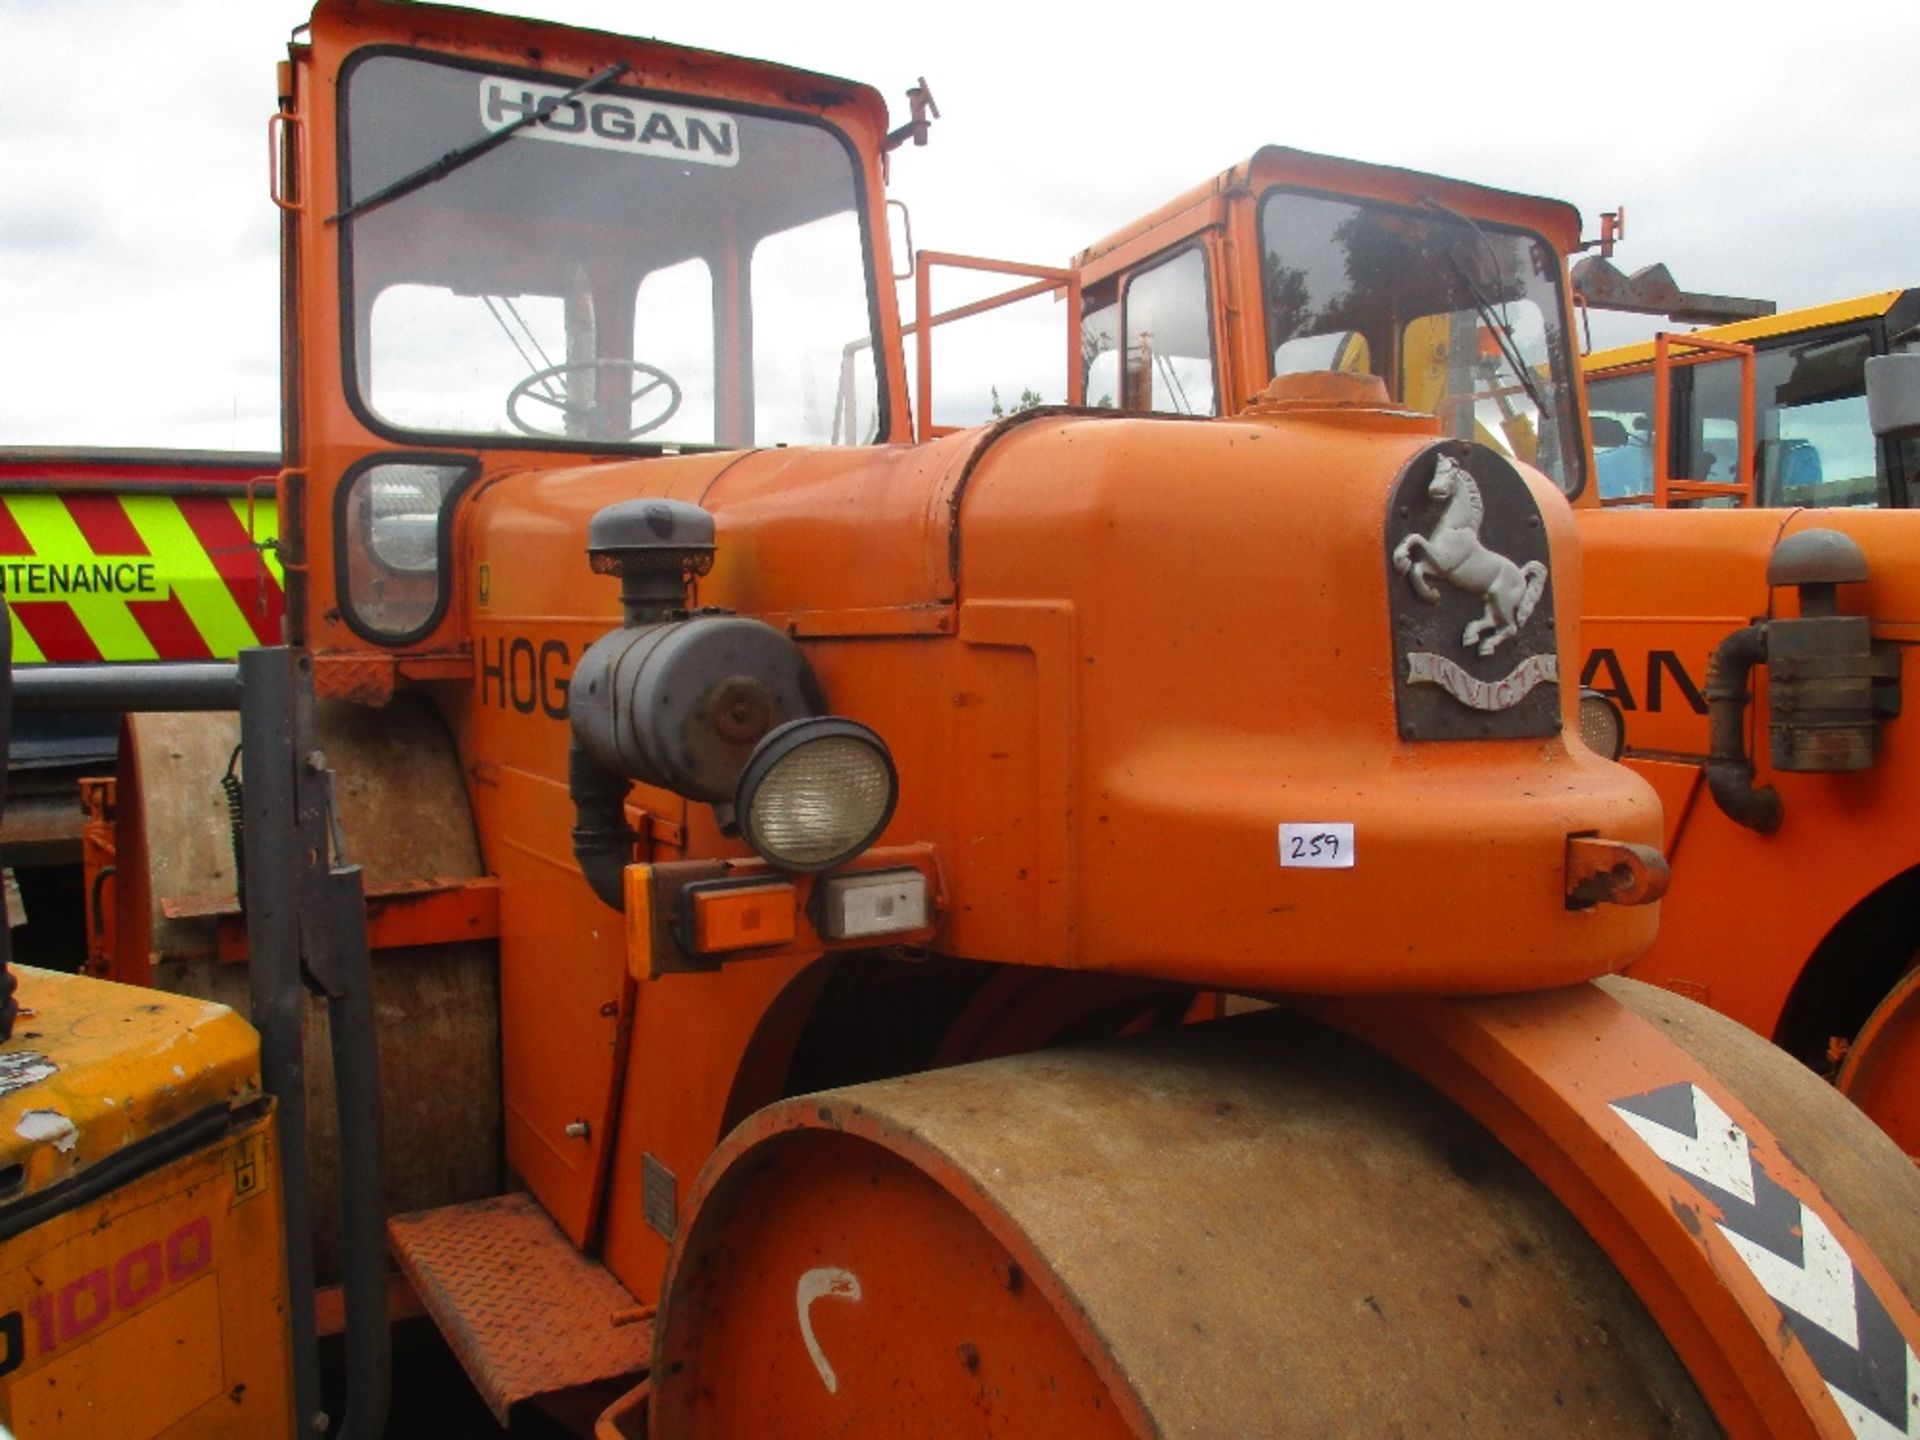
[1703,529,1900,832]
[570,738,638,912]
[568,500,823,909]
[1704,622,1782,834]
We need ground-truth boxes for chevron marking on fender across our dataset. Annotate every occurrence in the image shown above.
[1611,1082,1920,1438]
[1613,1081,1757,1202]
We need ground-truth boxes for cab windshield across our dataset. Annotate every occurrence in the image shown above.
[340,52,884,450]
[1259,189,1582,494]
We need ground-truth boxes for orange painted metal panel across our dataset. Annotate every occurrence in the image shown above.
[597,953,820,1305]
[175,876,502,962]
[950,411,1657,993]
[1579,505,1920,1040]
[490,764,629,1248]
[1321,982,1920,1440]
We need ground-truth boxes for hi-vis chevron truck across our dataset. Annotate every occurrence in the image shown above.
[0,449,280,968]
[3,6,1919,1437]
[0,451,282,668]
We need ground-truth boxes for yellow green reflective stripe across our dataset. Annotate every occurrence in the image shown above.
[227,493,284,584]
[122,498,259,658]
[5,495,158,661]
[9,608,43,664]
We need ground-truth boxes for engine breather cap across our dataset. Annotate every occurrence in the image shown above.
[1767,528,1868,605]
[588,499,717,624]
[588,499,716,578]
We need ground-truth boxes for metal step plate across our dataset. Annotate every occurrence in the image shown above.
[388,1192,653,1423]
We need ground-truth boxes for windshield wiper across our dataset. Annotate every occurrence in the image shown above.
[329,61,629,226]
[1442,248,1551,420]
[1419,197,1552,420]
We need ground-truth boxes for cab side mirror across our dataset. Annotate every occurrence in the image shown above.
[1865,351,1920,439]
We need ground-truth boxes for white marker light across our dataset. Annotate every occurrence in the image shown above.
[818,869,928,941]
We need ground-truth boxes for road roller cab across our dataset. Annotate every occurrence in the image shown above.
[8,5,1920,1435]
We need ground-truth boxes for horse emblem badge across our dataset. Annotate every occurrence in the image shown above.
[1385,442,1560,740]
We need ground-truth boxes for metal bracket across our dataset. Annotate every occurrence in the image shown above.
[1566,836,1671,910]
[883,77,939,152]
[239,648,389,1438]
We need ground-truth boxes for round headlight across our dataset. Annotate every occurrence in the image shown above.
[1578,688,1626,761]
[735,717,898,873]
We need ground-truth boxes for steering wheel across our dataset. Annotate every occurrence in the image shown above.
[506,359,682,441]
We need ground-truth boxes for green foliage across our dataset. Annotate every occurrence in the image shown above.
[989,385,1046,418]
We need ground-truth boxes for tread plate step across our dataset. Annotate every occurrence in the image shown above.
[388,1192,652,1423]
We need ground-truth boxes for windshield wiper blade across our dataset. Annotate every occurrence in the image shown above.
[1418,197,1553,421]
[1442,249,1551,420]
[329,61,629,226]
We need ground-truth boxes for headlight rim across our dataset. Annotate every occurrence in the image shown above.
[734,715,899,874]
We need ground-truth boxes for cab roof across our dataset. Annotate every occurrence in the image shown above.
[1586,289,1912,373]
[1074,145,1583,283]
[310,0,895,139]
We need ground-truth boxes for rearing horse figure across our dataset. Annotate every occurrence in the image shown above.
[1392,454,1547,657]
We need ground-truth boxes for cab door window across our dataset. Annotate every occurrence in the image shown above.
[1687,330,1883,507]
[1588,370,1656,501]
[1686,357,1746,502]
[1757,332,1879,506]
[1120,248,1218,416]
[1081,298,1121,410]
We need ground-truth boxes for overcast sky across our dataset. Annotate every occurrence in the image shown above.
[3,0,1916,450]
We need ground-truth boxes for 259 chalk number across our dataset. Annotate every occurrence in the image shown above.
[1279,823,1355,869]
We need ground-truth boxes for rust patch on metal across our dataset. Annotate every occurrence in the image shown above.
[389,1192,653,1424]
[1242,369,1395,415]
